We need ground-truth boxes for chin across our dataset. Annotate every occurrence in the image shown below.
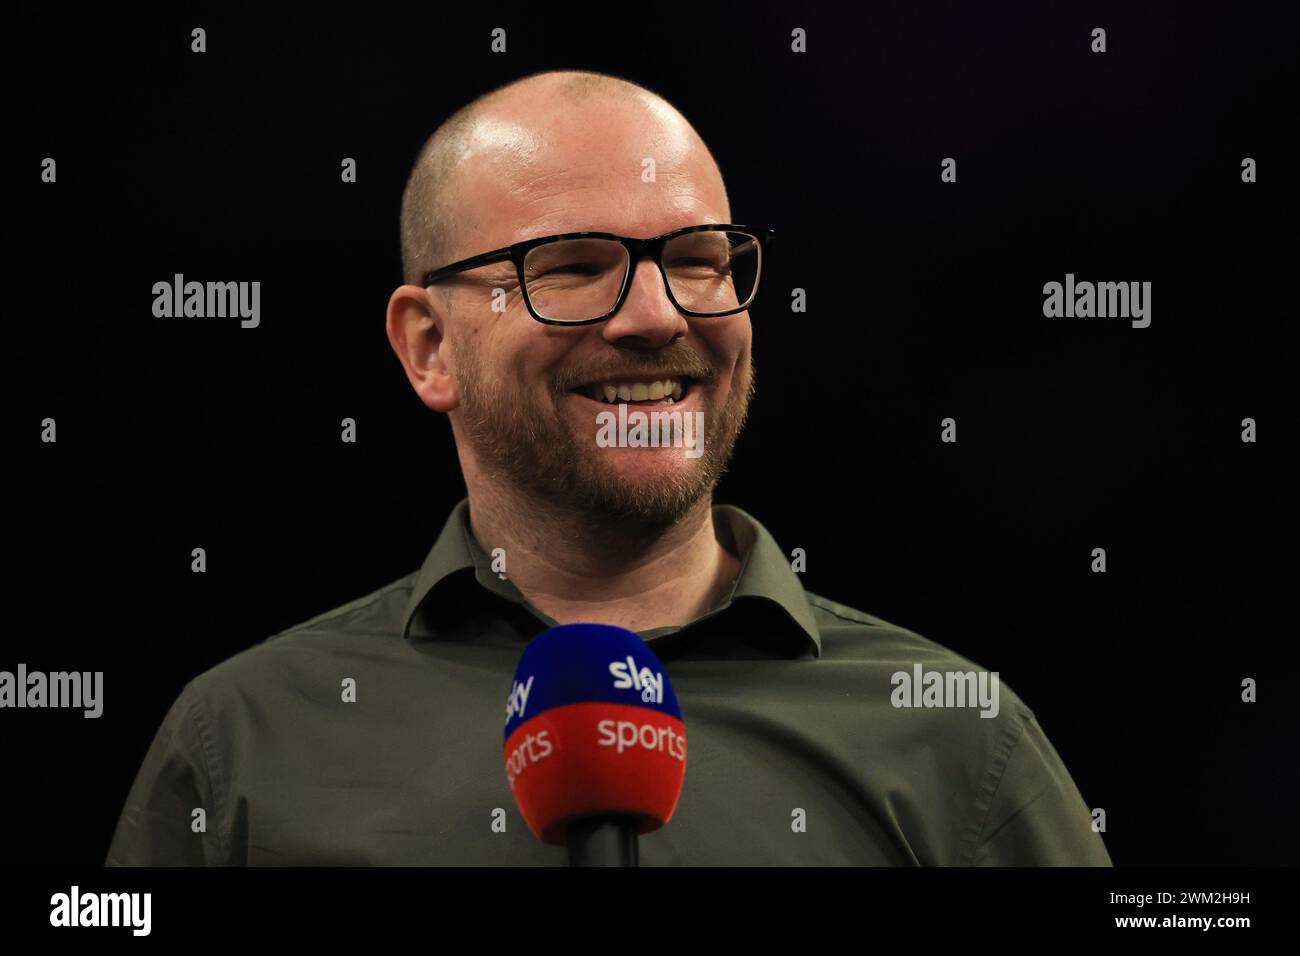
[567,461,709,525]
[598,444,705,464]
[596,451,704,486]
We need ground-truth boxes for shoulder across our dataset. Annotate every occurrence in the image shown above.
[184,572,418,703]
[801,591,1102,862]
[806,591,1028,697]
[803,586,1037,746]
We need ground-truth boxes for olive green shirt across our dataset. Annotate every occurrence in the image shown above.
[105,498,1112,866]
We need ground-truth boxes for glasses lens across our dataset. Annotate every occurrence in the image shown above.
[663,230,761,315]
[520,230,764,322]
[523,238,629,322]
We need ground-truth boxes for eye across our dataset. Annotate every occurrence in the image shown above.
[537,262,604,278]
[668,257,732,274]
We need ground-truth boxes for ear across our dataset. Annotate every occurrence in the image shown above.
[386,284,460,413]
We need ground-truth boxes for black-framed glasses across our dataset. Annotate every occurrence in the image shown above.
[422,223,774,326]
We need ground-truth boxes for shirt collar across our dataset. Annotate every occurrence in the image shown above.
[401,497,821,657]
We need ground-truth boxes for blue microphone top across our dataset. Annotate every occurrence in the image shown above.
[504,623,682,741]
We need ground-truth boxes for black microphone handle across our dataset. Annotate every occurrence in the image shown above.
[566,815,640,867]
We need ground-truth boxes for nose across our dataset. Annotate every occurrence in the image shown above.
[598,256,688,348]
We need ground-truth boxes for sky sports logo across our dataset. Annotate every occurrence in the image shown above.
[597,718,685,760]
[504,656,663,730]
[610,656,664,703]
[505,715,686,788]
[504,675,534,725]
[505,729,553,787]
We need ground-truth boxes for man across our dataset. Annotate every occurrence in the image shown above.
[106,69,1111,866]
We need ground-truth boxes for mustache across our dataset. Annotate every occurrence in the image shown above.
[552,348,717,395]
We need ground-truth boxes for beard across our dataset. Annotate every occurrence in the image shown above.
[454,340,755,533]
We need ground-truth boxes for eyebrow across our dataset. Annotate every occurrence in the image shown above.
[448,263,519,285]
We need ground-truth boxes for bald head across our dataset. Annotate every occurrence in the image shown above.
[398,69,729,287]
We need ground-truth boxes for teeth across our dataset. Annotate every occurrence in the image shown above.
[585,378,688,404]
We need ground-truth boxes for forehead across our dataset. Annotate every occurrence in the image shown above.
[449,95,729,253]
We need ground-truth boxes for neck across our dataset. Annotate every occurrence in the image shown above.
[464,482,742,633]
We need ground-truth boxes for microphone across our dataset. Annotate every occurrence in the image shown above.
[503,623,687,866]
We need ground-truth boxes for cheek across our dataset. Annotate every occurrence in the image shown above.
[502,342,564,396]
[705,317,751,373]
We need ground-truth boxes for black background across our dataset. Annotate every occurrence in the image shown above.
[8,1,1297,866]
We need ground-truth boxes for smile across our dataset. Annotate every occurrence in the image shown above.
[569,376,698,406]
